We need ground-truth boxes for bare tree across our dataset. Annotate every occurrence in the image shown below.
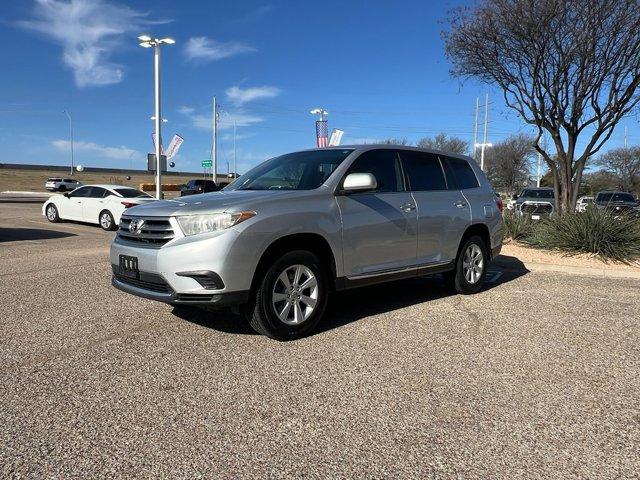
[485,134,535,194]
[444,0,640,213]
[416,133,468,155]
[595,146,640,195]
[380,138,409,146]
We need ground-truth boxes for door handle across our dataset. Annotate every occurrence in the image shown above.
[400,202,416,212]
[454,200,467,208]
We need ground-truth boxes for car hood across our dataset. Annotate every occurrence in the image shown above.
[124,189,299,217]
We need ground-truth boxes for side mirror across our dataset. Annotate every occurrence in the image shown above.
[63,192,70,198]
[342,173,377,193]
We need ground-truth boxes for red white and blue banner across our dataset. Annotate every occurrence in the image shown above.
[316,120,329,148]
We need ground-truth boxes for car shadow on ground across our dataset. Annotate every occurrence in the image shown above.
[172,264,530,337]
[0,227,77,243]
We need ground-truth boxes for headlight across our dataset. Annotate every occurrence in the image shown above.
[176,212,255,236]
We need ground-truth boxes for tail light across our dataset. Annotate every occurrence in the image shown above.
[496,196,504,213]
[121,201,136,208]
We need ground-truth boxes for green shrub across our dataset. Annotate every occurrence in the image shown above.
[502,210,536,241]
[522,208,640,262]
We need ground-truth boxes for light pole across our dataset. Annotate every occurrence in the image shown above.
[138,34,175,199]
[63,110,74,175]
[310,108,328,121]
[475,142,493,171]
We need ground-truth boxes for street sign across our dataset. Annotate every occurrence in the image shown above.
[201,160,213,168]
[148,153,168,172]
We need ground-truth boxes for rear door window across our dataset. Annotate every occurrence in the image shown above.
[345,149,404,193]
[447,157,479,189]
[399,151,447,191]
[69,187,92,198]
[88,187,107,198]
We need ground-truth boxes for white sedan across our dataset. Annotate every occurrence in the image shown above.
[42,184,155,231]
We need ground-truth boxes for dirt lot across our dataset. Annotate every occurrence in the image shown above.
[1,204,639,478]
[0,167,215,193]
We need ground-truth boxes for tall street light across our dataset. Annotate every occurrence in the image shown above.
[138,34,175,199]
[62,110,74,175]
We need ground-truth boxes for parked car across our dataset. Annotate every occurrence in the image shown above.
[180,179,220,196]
[43,185,155,231]
[45,177,82,192]
[111,146,504,340]
[515,187,554,219]
[594,191,640,216]
[576,195,594,213]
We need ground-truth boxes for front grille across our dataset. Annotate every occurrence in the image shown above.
[118,216,175,247]
[112,267,172,293]
[520,202,553,215]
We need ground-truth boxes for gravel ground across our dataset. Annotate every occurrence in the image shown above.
[1,204,639,479]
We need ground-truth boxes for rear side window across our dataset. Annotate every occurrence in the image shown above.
[88,187,107,198]
[447,157,479,189]
[399,151,447,191]
[346,149,404,193]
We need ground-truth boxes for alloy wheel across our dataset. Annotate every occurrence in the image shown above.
[462,244,484,284]
[271,264,319,325]
[100,213,112,229]
[46,205,56,221]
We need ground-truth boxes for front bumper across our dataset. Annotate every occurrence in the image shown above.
[111,271,248,307]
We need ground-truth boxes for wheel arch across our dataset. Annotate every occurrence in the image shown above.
[251,233,338,293]
[458,223,492,260]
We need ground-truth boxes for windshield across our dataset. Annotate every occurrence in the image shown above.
[520,189,554,199]
[597,192,635,203]
[115,188,151,198]
[225,149,353,191]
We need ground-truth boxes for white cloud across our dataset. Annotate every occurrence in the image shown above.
[184,36,255,62]
[226,85,281,106]
[178,105,195,114]
[18,0,168,87]
[179,106,264,131]
[52,139,139,160]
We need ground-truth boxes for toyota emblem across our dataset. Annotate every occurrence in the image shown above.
[129,218,145,234]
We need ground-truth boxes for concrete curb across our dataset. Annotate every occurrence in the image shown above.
[494,256,640,279]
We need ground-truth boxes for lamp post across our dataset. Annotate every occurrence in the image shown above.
[138,34,175,199]
[62,110,74,175]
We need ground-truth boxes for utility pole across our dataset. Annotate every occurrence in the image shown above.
[63,110,74,176]
[480,93,489,171]
[472,97,479,161]
[212,96,218,184]
[233,119,237,179]
[624,125,628,148]
[537,133,545,188]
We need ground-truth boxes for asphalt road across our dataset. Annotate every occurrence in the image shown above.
[1,204,639,479]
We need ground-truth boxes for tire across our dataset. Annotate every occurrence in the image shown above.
[45,203,60,223]
[58,185,67,192]
[444,235,488,294]
[99,210,116,231]
[244,250,328,340]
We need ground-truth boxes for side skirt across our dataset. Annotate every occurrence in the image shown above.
[335,261,455,291]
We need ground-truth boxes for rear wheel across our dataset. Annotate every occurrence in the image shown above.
[58,185,67,192]
[444,235,488,294]
[99,210,116,231]
[45,204,60,223]
[244,250,328,340]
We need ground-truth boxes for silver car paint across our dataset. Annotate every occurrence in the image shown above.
[110,145,503,299]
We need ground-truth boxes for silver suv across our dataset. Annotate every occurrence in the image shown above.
[111,146,503,340]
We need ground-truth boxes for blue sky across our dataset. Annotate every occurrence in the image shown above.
[0,0,636,174]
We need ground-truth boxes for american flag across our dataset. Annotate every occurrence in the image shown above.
[316,120,329,148]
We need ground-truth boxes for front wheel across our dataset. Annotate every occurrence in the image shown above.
[444,235,488,294]
[244,251,328,340]
[45,204,60,223]
[99,210,116,231]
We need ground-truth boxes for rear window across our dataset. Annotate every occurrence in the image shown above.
[399,151,447,191]
[48,178,62,182]
[447,157,479,189]
[114,188,150,198]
